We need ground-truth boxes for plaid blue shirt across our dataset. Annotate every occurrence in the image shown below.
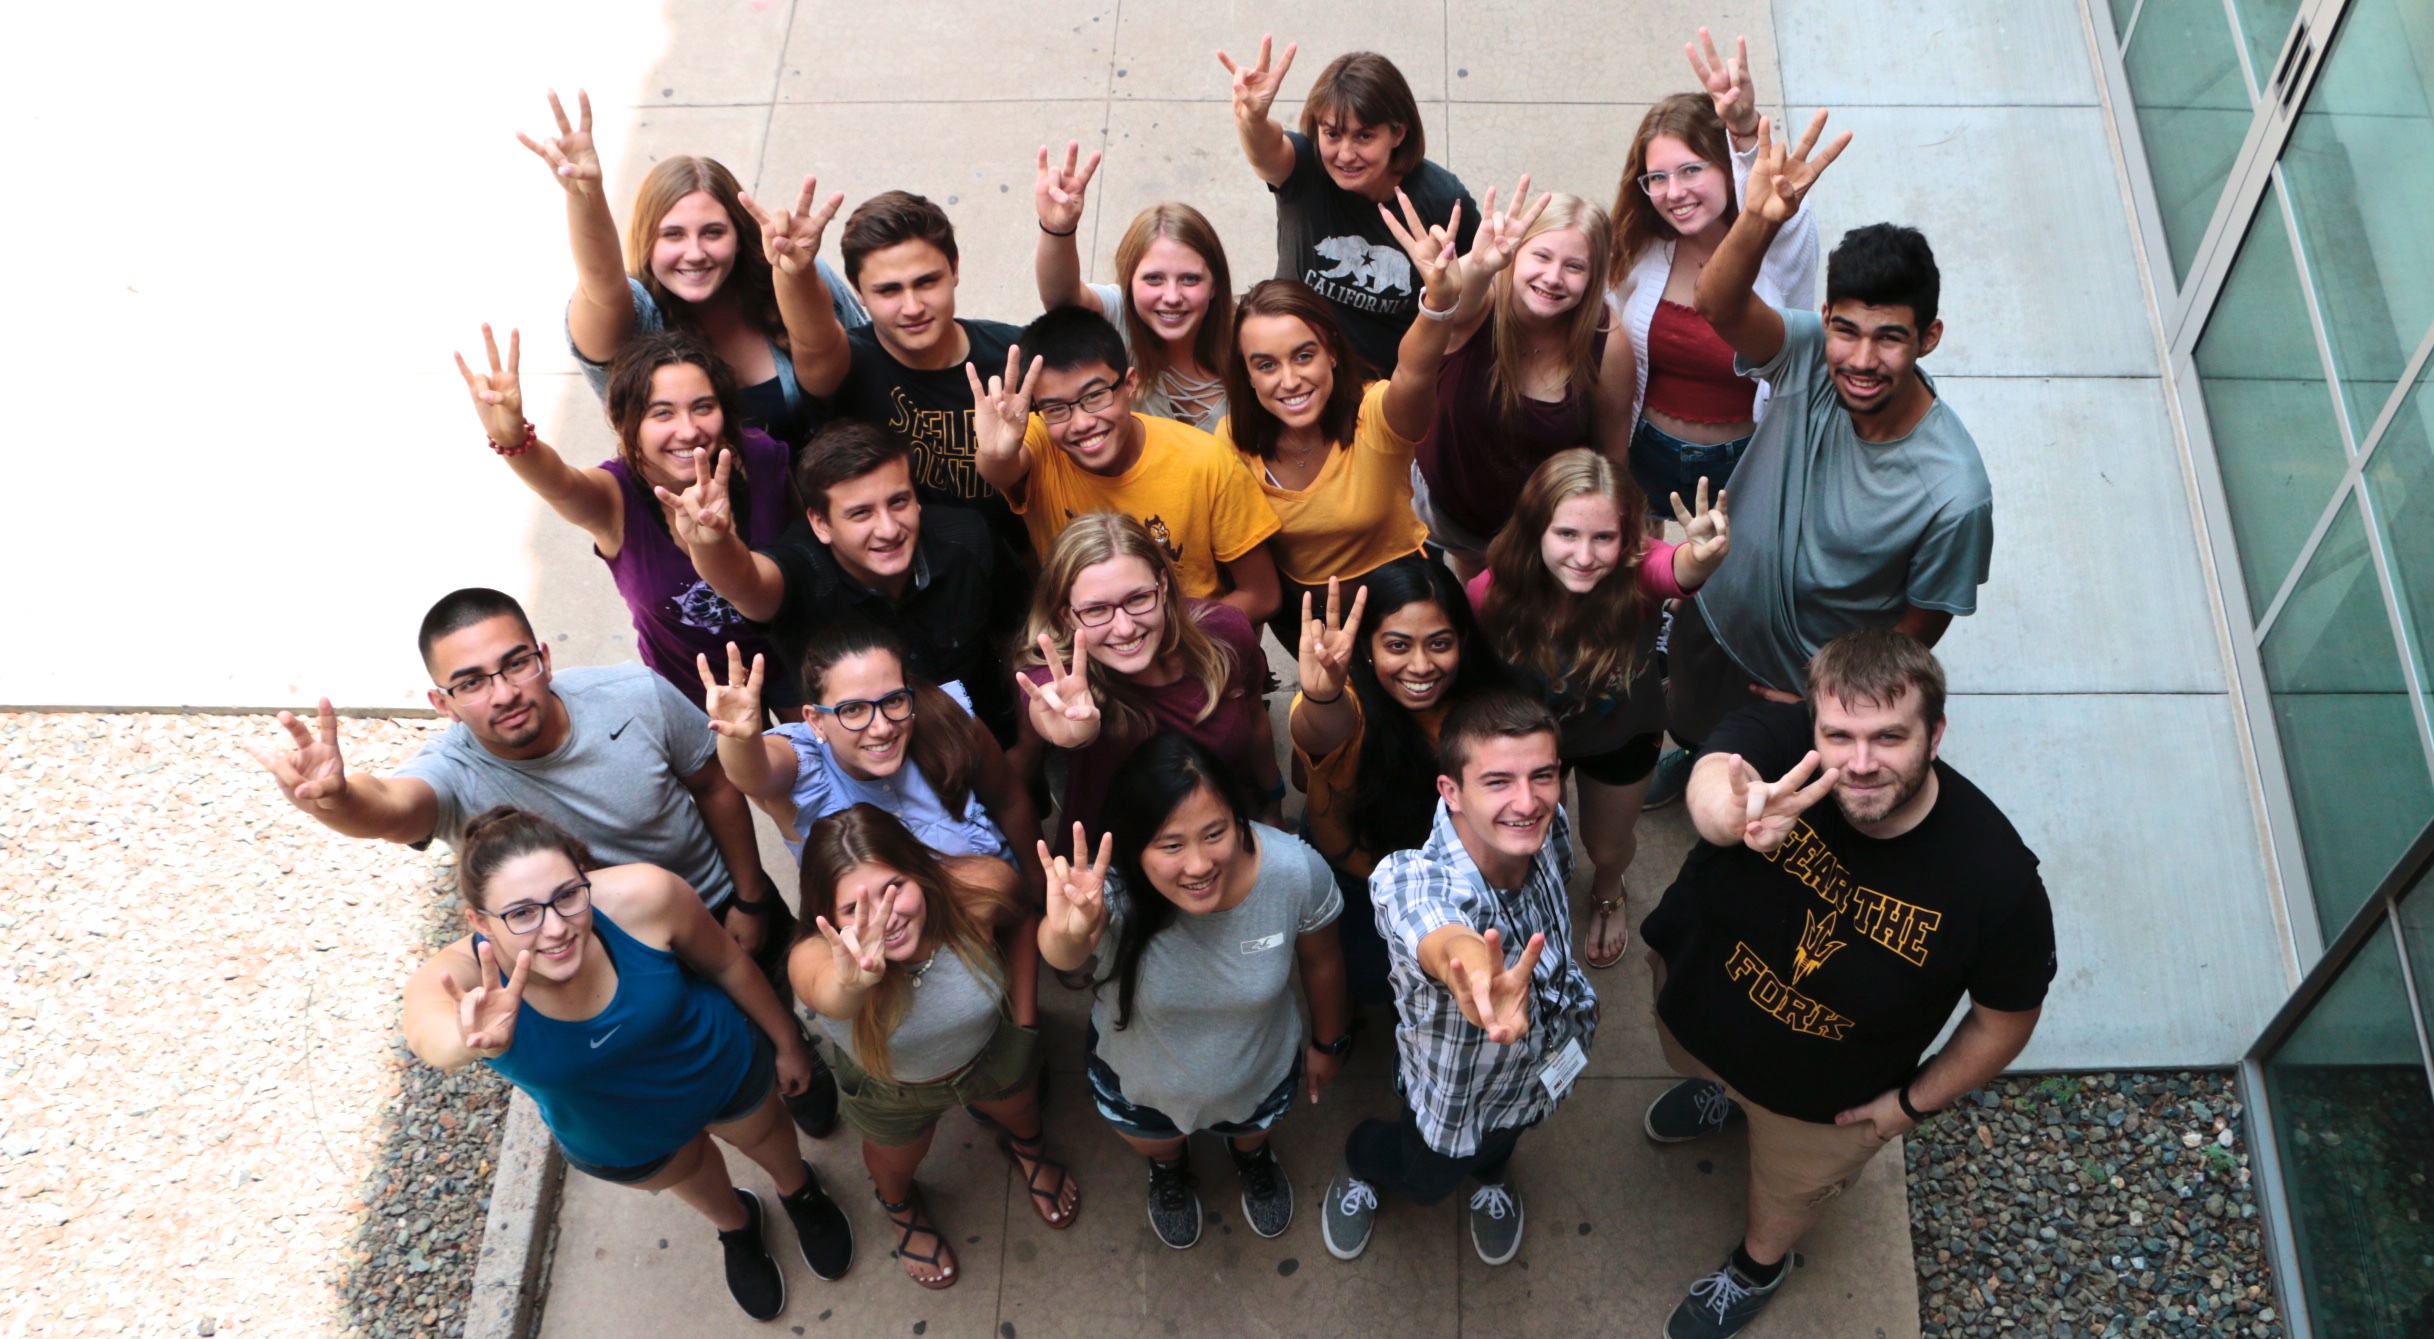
[1369,802,1600,1156]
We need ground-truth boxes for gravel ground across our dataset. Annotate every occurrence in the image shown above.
[1907,1071,2282,1339]
[0,712,507,1339]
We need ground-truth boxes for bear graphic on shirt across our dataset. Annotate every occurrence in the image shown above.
[1311,235,1412,297]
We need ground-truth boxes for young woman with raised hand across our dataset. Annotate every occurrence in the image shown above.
[790,804,1074,1290]
[1037,735,1349,1250]
[457,326,798,714]
[1012,512,1282,843]
[1033,142,1235,431]
[1288,556,1505,1003]
[1602,30,1818,528]
[403,808,853,1321]
[1468,449,1731,968]
[521,89,866,446]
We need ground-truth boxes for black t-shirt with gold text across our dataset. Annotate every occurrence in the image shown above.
[820,319,1026,556]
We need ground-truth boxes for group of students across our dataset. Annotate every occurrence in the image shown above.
[249,28,2058,1339]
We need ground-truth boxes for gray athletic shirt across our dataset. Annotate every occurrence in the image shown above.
[1086,825,1341,1134]
[394,664,736,908]
[1695,308,1994,693]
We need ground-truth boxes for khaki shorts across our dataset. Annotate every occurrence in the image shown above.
[829,1011,1042,1147]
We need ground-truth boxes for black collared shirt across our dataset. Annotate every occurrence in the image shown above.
[757,505,1029,741]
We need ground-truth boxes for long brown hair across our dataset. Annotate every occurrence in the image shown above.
[1018,513,1238,740]
[602,330,754,537]
[795,805,1017,1083]
[796,623,985,817]
[1480,449,1651,700]
[1221,280,1369,460]
[626,156,786,343]
[1610,93,1741,275]
[1487,194,1612,428]
[1300,52,1427,176]
[1112,203,1235,397]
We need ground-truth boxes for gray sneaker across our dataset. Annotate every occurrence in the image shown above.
[1665,1254,1788,1338]
[1645,1078,1742,1143]
[1231,1142,1294,1239]
[1467,1179,1524,1265]
[1642,747,1694,809]
[1321,1166,1378,1261]
[1145,1154,1201,1250]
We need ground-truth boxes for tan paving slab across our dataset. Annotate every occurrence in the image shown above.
[779,0,1119,104]
[620,0,796,107]
[1114,3,1451,104]
[1445,0,1781,107]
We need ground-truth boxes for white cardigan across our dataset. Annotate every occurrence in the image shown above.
[1609,140,1820,433]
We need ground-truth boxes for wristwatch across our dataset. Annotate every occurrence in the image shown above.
[1310,1032,1355,1058]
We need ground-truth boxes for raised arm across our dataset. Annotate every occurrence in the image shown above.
[1033,141,1102,312]
[456,325,624,552]
[789,877,891,1020]
[1287,579,1367,761]
[1034,824,1114,972]
[1693,113,1849,367]
[1416,925,1543,1045]
[1381,178,1551,442]
[404,939,526,1072]
[1218,35,1300,186]
[246,700,439,844]
[697,645,797,807]
[1666,478,1731,591]
[519,90,632,364]
[738,177,852,398]
[1684,748,1838,851]
[1687,29,1764,153]
[968,345,1044,496]
[656,448,787,622]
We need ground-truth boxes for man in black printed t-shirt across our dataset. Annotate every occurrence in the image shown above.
[1637,629,2055,1339]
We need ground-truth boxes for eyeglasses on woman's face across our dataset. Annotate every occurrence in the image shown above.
[812,688,917,731]
[1638,160,1714,195]
[1067,581,1163,628]
[487,876,592,937]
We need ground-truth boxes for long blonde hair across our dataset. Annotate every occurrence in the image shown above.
[1487,194,1612,428]
[1610,93,1740,274]
[1019,513,1237,741]
[1113,204,1234,395]
[1480,449,1651,700]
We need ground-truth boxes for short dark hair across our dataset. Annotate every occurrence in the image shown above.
[1438,688,1559,782]
[840,190,958,288]
[793,421,914,518]
[417,588,535,671]
[1301,52,1427,177]
[1020,304,1131,380]
[1825,223,1940,330]
[1806,628,1946,726]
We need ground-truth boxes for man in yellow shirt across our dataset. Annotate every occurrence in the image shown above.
[969,307,1282,623]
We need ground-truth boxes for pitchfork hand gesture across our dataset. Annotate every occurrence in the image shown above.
[738,176,844,278]
[1727,750,1840,855]
[1018,632,1102,750]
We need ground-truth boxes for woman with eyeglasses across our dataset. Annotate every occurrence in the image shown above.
[1012,512,1281,843]
[402,806,854,1321]
[1602,30,1818,532]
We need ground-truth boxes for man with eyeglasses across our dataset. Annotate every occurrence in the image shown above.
[249,586,843,1133]
[968,305,1282,623]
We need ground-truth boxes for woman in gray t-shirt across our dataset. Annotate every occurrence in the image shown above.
[1036,735,1350,1250]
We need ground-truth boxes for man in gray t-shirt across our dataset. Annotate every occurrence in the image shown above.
[1665,114,1993,746]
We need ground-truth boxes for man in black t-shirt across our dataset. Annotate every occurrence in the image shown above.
[1637,629,2054,1339]
[1220,38,1478,373]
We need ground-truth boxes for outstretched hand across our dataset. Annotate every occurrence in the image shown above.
[738,176,843,278]
[655,447,734,550]
[1217,34,1297,123]
[517,89,602,193]
[454,324,527,451]
[1686,28,1760,137]
[1034,141,1102,237]
[1445,929,1545,1046]
[1017,632,1101,749]
[1744,112,1850,225]
[1296,577,1367,706]
[966,343,1043,469]
[444,942,531,1055]
[813,883,889,994]
[1724,750,1840,854]
[246,699,349,813]
[695,643,765,741]
[1039,823,1114,946]
[1670,477,1732,573]
[1378,191,1464,308]
[1461,175,1553,283]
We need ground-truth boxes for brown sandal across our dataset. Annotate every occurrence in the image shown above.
[1584,892,1630,969]
[998,1130,1081,1229]
[876,1186,958,1289]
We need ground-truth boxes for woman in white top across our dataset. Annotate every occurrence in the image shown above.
[1598,30,1819,530]
[1032,141,1233,430]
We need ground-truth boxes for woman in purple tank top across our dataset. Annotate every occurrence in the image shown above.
[458,325,794,711]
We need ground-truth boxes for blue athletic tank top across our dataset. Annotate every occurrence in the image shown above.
[476,909,754,1168]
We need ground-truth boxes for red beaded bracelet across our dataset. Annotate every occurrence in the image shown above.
[489,419,537,457]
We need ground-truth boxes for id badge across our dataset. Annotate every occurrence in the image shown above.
[1537,1037,1587,1100]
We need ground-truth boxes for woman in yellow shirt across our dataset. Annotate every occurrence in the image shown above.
[1218,180,1549,650]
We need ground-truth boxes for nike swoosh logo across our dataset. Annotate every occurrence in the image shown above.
[589,1026,620,1049]
[607,720,630,740]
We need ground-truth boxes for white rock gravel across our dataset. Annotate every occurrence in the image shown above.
[0,712,506,1339]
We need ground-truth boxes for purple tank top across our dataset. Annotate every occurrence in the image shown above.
[1415,324,1603,540]
[597,428,791,709]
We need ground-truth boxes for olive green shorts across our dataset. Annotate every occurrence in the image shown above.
[829,1012,1042,1147]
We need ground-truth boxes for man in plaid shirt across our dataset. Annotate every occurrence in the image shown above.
[1321,689,1600,1267]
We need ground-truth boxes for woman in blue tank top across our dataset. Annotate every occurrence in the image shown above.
[402,807,853,1321]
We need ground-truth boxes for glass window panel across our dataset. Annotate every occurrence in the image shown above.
[2368,362,2434,733]
[2234,0,2306,93]
[2264,493,2434,929]
[2280,0,2434,438]
[2123,0,2257,281]
[2264,920,2434,1339]
[2115,0,2141,41]
[2194,192,2353,614]
[2395,865,2434,1089]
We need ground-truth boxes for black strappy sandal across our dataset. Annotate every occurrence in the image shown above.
[875,1186,958,1290]
[997,1130,1081,1229]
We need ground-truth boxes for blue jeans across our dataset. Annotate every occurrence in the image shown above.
[1629,418,1752,519]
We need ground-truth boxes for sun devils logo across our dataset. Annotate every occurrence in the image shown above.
[1142,514,1183,563]
[1791,909,1847,985]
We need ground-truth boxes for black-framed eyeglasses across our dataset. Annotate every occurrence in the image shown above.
[1036,383,1120,425]
[439,648,546,701]
[487,877,592,937]
[1068,581,1162,628]
[1637,160,1715,195]
[812,688,916,731]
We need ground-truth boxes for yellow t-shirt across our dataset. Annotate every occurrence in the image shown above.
[1219,380,1430,586]
[1294,688,1449,878]
[1014,413,1281,599]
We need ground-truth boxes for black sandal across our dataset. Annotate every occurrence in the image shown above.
[875,1187,958,1290]
[997,1130,1081,1229]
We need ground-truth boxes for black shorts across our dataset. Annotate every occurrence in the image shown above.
[1565,732,1663,787]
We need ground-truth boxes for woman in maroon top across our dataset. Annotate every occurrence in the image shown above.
[1410,192,1615,582]
[1010,513,1280,850]
[457,326,794,711]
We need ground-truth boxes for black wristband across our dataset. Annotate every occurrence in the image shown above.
[1039,221,1077,237]
[1898,1079,1930,1124]
[726,895,774,918]
[1310,1032,1355,1058]
[1299,688,1344,705]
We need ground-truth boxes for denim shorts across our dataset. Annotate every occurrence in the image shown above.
[558,1026,778,1185]
[1629,418,1753,519]
[1085,1022,1300,1141]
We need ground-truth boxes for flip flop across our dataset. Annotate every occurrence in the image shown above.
[1584,893,1629,970]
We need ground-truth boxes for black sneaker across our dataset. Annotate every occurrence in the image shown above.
[1230,1142,1293,1239]
[778,1162,854,1281]
[716,1189,786,1321]
[1642,747,1694,810]
[1146,1153,1202,1250]
[784,1039,840,1139]
[1665,1252,1788,1338]
[1644,1078,1741,1143]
